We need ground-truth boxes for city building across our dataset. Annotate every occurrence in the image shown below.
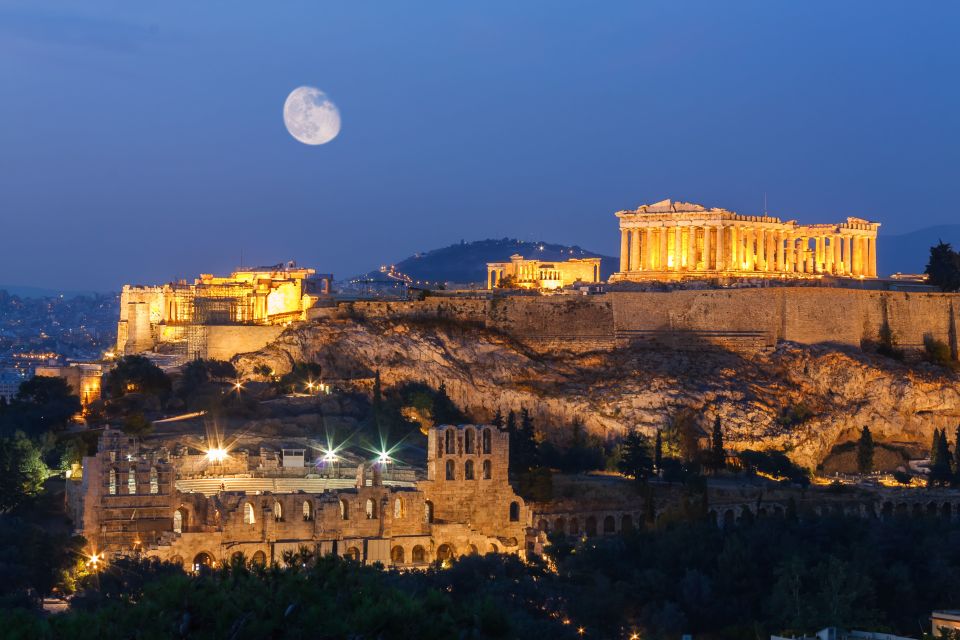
[487,254,602,290]
[67,424,532,569]
[611,199,880,282]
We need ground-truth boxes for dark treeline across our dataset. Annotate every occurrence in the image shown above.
[4,513,960,639]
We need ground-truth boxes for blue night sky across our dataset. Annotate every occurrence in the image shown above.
[1,1,958,291]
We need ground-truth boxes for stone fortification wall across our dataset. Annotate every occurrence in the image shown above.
[205,325,286,361]
[325,289,959,355]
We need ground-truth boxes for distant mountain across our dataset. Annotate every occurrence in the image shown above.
[383,239,618,284]
[878,225,960,277]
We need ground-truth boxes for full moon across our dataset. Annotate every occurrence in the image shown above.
[283,86,341,145]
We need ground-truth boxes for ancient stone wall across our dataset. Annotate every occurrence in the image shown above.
[325,289,960,356]
[205,325,286,361]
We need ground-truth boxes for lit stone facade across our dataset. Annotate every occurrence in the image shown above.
[487,254,602,290]
[116,262,333,358]
[610,199,880,282]
[66,425,533,569]
[34,362,107,408]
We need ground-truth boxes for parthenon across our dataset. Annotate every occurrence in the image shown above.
[610,199,880,282]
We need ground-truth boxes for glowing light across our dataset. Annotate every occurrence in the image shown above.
[206,447,229,463]
[578,627,586,636]
[233,381,244,392]
[377,451,391,465]
[322,448,339,463]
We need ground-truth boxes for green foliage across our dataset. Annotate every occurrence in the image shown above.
[120,413,153,437]
[892,470,912,485]
[738,449,810,485]
[924,335,956,368]
[102,355,171,400]
[877,321,905,360]
[663,408,703,464]
[925,241,960,292]
[929,428,953,487]
[275,361,323,394]
[0,376,81,437]
[857,426,875,474]
[505,408,539,474]
[618,429,654,481]
[11,554,569,639]
[778,402,815,427]
[539,419,606,474]
[0,432,49,512]
[517,467,554,502]
[709,416,726,473]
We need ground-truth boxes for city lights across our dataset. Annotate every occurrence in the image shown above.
[206,447,228,463]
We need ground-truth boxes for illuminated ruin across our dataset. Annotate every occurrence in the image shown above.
[611,199,880,281]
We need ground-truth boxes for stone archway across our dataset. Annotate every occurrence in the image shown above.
[436,543,456,562]
[192,551,215,572]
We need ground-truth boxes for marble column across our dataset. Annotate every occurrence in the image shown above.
[776,231,785,272]
[703,225,711,270]
[756,228,766,271]
[716,226,725,271]
[743,228,753,271]
[868,237,877,277]
[832,235,841,275]
[644,228,654,270]
[659,226,668,270]
[620,230,630,272]
[630,228,641,272]
[686,226,697,270]
[765,229,775,272]
[730,225,739,270]
[824,236,834,274]
[673,225,683,271]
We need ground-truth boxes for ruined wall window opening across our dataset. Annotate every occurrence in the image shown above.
[412,545,426,563]
[108,468,117,495]
[243,502,256,525]
[149,466,159,494]
[464,459,475,480]
[464,428,475,454]
[482,459,491,480]
[274,501,283,522]
[173,509,184,534]
[445,428,455,455]
[425,500,434,523]
[127,467,137,495]
[391,545,405,564]
[339,498,350,520]
[365,498,376,519]
[303,500,312,521]
[445,459,455,480]
[482,428,492,454]
[394,497,404,519]
[509,501,520,522]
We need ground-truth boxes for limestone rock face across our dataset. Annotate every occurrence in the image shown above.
[234,317,960,468]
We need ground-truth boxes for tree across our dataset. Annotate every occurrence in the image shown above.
[925,241,960,292]
[508,408,540,473]
[7,376,81,436]
[654,429,663,472]
[0,432,49,512]
[618,430,654,481]
[710,417,726,473]
[122,413,153,437]
[929,428,953,487]
[432,381,463,425]
[856,426,875,475]
[491,408,504,428]
[102,355,171,399]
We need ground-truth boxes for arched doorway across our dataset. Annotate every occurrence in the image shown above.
[509,501,520,522]
[391,546,405,564]
[192,552,214,572]
[231,551,245,565]
[345,546,361,561]
[603,515,616,534]
[412,545,426,563]
[251,550,267,567]
[585,516,597,536]
[467,544,479,556]
[436,543,455,563]
[168,555,183,568]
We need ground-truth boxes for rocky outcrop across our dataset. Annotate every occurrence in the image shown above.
[234,316,960,468]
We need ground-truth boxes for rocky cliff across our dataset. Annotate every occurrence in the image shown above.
[234,315,960,468]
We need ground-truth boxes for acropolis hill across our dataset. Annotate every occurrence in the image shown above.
[116,200,960,467]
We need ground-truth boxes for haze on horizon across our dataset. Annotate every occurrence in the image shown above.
[0,1,958,292]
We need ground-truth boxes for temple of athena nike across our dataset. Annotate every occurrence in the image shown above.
[610,199,880,282]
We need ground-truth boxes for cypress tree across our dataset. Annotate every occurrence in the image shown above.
[954,425,960,483]
[711,417,725,473]
[491,408,504,428]
[856,426,875,475]
[654,429,663,473]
